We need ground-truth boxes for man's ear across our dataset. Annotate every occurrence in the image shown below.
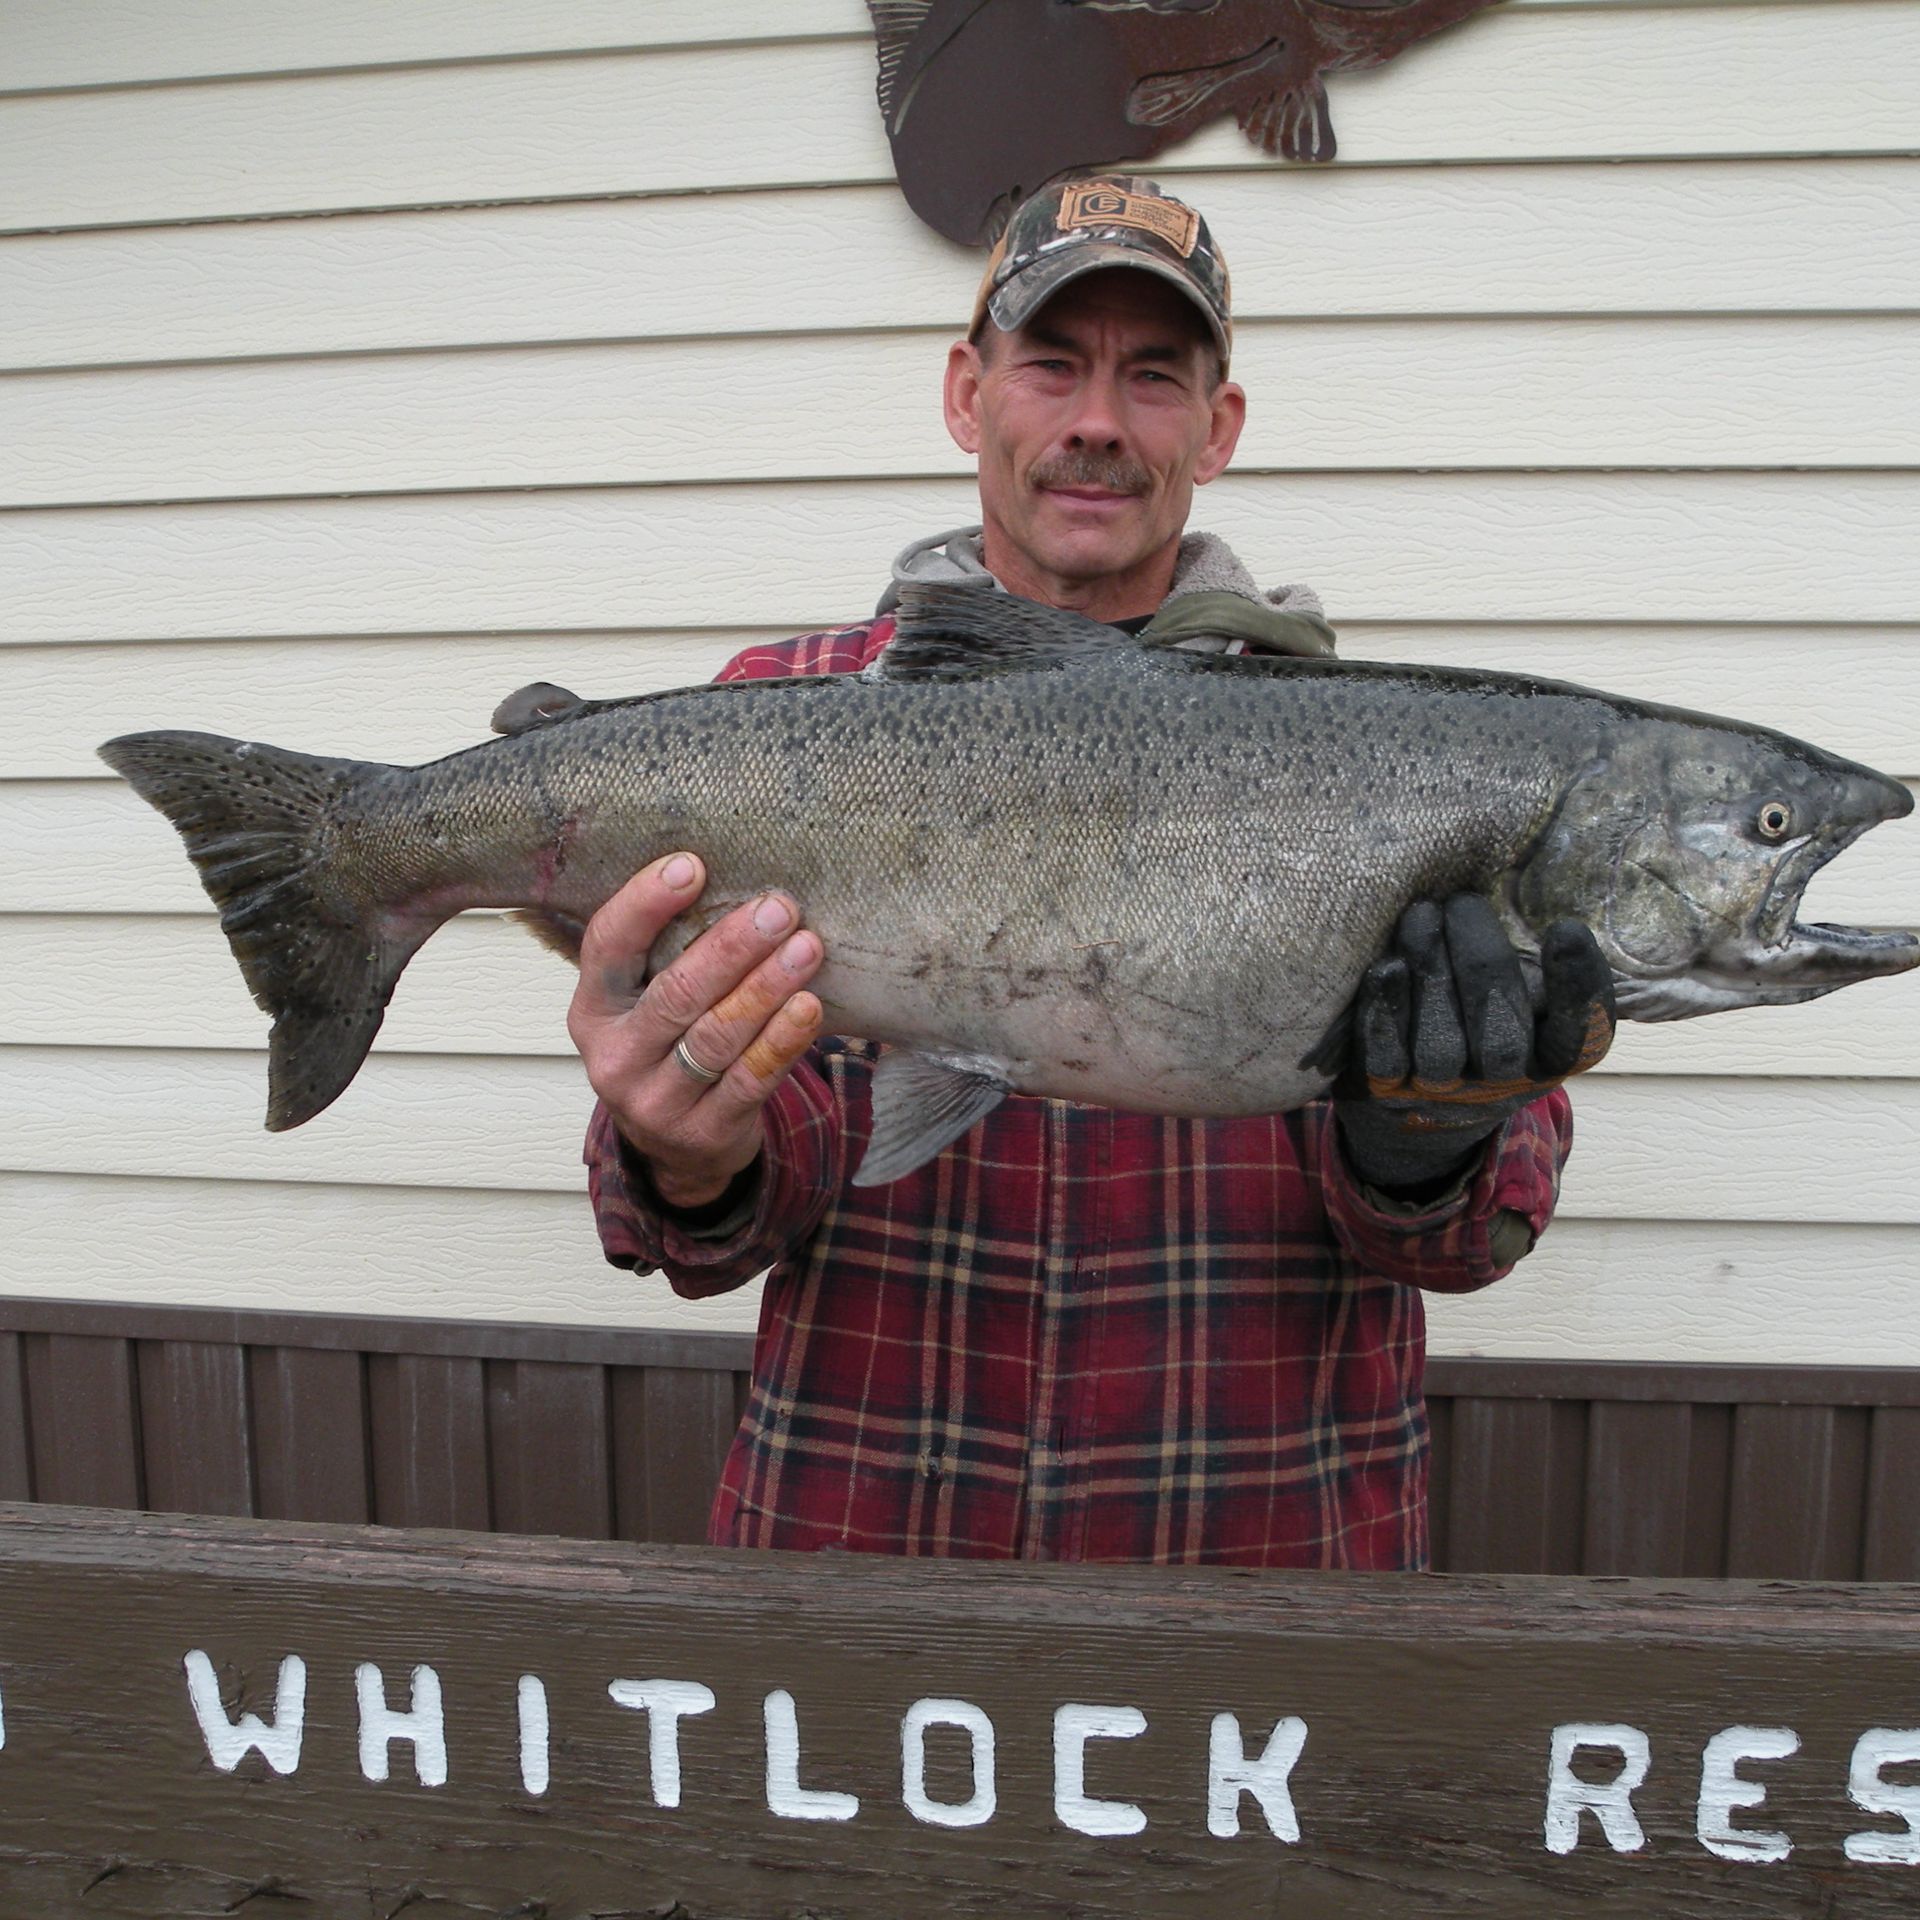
[943,339,984,456]
[1193,378,1247,488]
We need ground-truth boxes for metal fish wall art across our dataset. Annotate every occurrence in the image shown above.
[868,0,1511,244]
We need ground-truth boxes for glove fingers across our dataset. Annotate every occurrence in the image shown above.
[1355,955,1412,1088]
[1443,895,1534,1084]
[1400,899,1467,1087]
[1534,918,1618,1079]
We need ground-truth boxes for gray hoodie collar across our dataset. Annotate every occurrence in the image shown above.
[876,524,1332,657]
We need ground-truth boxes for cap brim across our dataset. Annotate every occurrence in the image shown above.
[984,242,1230,364]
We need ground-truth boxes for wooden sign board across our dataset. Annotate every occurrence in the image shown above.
[0,1505,1914,1917]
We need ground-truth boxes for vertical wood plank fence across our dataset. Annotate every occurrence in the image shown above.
[1,1299,1914,1577]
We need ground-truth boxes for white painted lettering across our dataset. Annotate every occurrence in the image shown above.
[607,1678,716,1810]
[354,1662,447,1788]
[1697,1724,1799,1862]
[517,1674,549,1797]
[901,1697,996,1829]
[764,1688,859,1822]
[183,1650,306,1776]
[1544,1723,1651,1854]
[1054,1703,1147,1837]
[1845,1728,1920,1865]
[1207,1712,1307,1841]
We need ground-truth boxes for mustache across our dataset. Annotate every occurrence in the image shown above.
[1028,453,1151,497]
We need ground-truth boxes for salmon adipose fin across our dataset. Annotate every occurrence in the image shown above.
[97,729,430,1132]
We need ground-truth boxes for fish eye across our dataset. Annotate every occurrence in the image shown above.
[1756,800,1793,841]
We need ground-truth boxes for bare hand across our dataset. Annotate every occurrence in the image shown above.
[567,853,825,1209]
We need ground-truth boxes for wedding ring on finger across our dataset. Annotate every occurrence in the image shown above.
[671,1037,725,1085]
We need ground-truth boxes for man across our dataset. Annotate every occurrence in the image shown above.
[568,176,1612,1568]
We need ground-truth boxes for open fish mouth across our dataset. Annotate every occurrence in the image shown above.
[1764,918,1920,984]
[1614,918,1920,1021]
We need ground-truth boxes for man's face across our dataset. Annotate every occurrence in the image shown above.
[943,268,1246,616]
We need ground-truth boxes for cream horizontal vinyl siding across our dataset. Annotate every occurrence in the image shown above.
[11,317,1920,504]
[1,0,1915,1358]
[10,162,1916,371]
[11,1046,1920,1222]
[10,475,1920,634]
[5,5,1917,230]
[0,0,1723,94]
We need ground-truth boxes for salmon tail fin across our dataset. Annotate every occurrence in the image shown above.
[97,728,424,1132]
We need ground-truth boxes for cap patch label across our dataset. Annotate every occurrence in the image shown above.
[1058,181,1198,257]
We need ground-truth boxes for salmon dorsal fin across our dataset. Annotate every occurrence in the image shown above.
[873,581,1142,680]
[491,681,586,736]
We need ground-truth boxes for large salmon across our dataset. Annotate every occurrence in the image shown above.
[99,585,1918,1186]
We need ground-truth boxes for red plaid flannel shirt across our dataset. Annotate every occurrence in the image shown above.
[586,617,1572,1569]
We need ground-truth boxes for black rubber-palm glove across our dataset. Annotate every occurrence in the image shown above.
[1334,896,1616,1199]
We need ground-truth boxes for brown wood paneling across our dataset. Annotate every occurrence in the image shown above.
[0,1298,753,1372]
[1861,1405,1920,1581]
[1443,1396,1587,1574]
[1727,1404,1872,1579]
[249,1347,370,1524]
[1424,1392,1452,1570]
[0,1335,33,1501]
[485,1358,611,1539]
[0,1300,1913,1579]
[6,1302,1918,1409]
[1428,1357,1920,1407]
[1581,1401,1694,1575]
[609,1362,738,1546]
[135,1340,253,1518]
[366,1352,490,1532]
[23,1333,141,1508]
[1680,1401,1734,1578]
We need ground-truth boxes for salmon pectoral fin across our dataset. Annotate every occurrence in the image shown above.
[853,1048,1014,1187]
[1297,1001,1354,1082]
[97,729,426,1132]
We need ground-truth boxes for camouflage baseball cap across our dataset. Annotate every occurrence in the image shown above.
[969,174,1232,368]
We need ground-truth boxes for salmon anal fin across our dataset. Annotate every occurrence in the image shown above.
[510,906,588,964]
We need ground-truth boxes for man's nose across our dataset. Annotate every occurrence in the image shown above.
[1063,373,1125,451]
